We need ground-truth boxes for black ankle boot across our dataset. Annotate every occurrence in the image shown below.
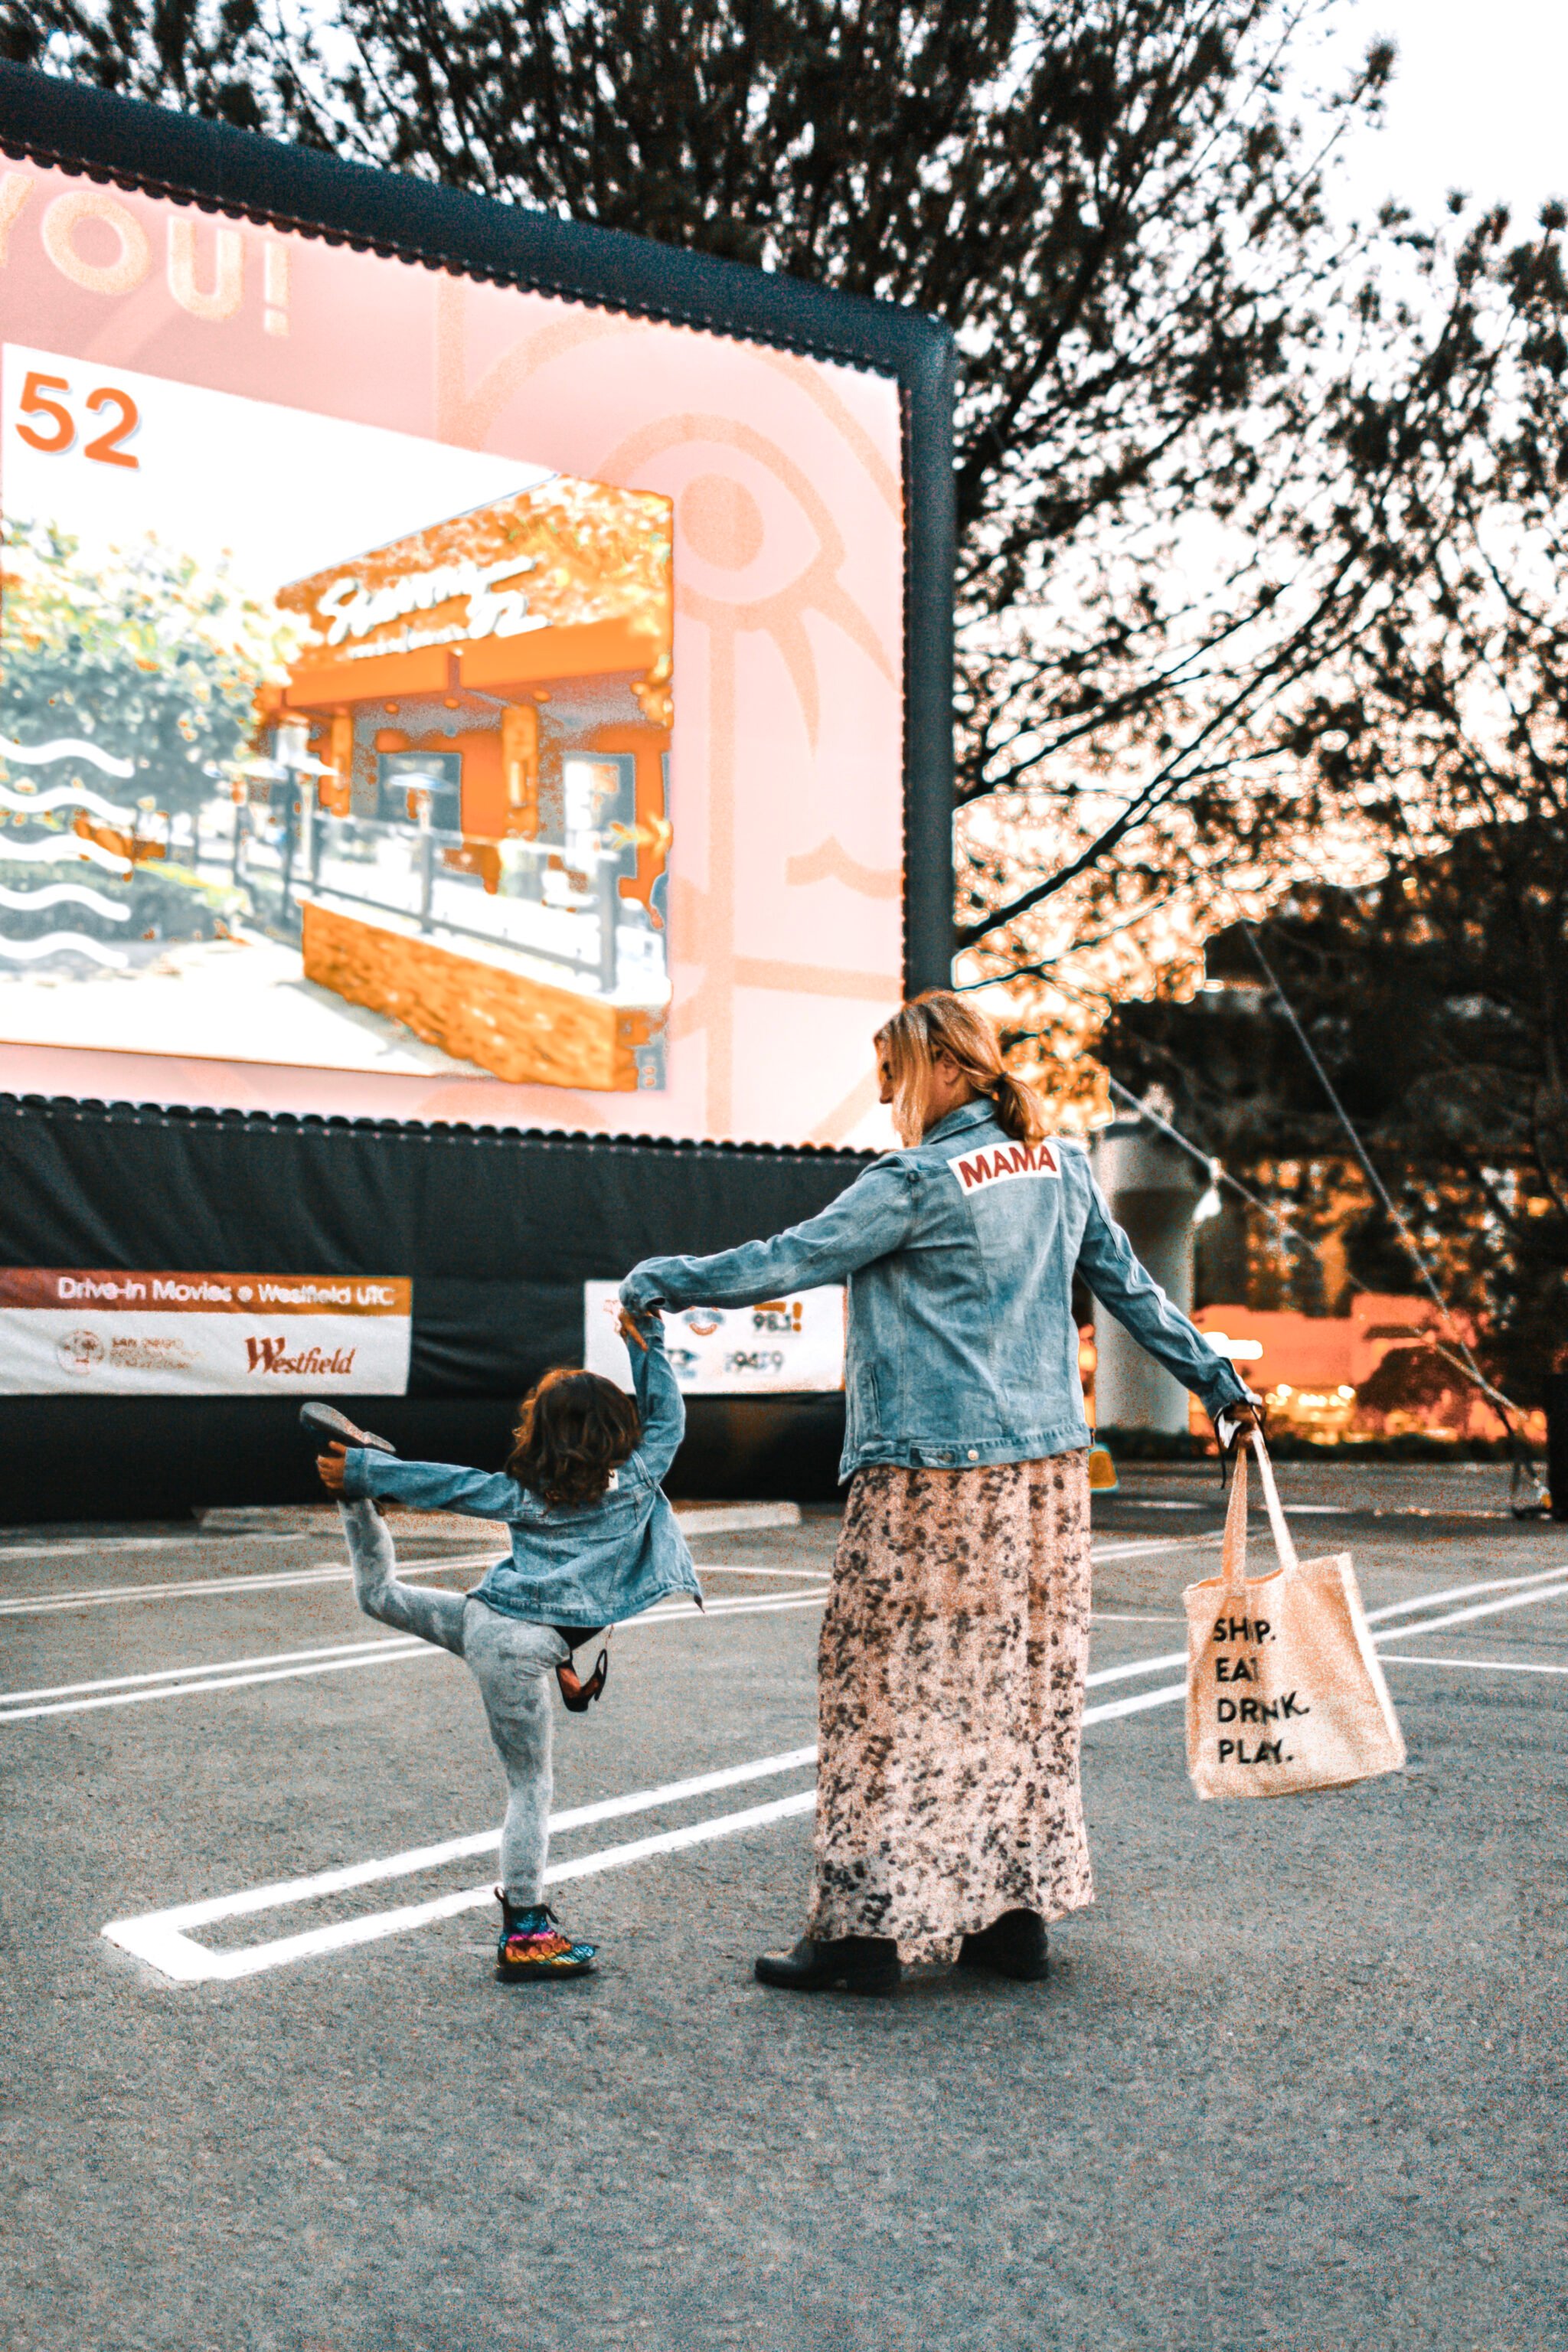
[957,1909,1049,1982]
[754,1936,900,1994]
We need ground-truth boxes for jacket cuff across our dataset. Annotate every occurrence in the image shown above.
[339,1446,376,1501]
[620,1269,665,1313]
[1211,1379,1259,1432]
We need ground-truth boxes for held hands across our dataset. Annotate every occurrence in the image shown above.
[1220,1403,1263,1451]
[316,1440,348,1494]
[613,1299,662,1354]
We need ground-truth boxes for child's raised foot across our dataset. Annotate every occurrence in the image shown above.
[299,1401,397,1454]
[495,1894,597,1981]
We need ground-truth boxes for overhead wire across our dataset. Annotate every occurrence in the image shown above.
[1099,1073,1312,1253]
[1237,921,1505,1401]
[1236,920,1547,1512]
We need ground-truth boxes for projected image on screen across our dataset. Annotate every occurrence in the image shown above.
[0,172,906,1149]
[0,350,672,1093]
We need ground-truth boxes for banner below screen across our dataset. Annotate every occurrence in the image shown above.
[0,1269,411,1394]
[583,1282,845,1395]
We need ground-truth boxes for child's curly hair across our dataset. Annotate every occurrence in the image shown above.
[505,1368,642,1507]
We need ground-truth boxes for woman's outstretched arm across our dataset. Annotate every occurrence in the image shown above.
[619,1158,918,1318]
[1076,1170,1250,1423]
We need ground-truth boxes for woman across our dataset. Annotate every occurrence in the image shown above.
[619,991,1258,1994]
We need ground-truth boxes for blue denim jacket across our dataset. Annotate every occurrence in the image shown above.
[622,1101,1248,1479]
[338,1325,701,1628]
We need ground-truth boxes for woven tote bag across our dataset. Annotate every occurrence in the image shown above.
[1184,1433,1405,1800]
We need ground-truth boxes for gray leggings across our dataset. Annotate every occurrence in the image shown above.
[338,1501,568,1907]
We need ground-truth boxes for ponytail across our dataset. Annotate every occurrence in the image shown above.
[875,990,1048,1146]
[990,1064,1048,1145]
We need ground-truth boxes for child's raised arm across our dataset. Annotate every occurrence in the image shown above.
[338,1449,523,1521]
[622,1309,684,1485]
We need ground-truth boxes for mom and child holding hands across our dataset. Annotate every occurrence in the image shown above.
[310,991,1257,1993]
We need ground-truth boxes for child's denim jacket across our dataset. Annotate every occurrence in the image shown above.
[621,1100,1249,1481]
[338,1326,700,1629]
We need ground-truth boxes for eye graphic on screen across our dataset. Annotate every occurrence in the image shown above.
[606,419,893,753]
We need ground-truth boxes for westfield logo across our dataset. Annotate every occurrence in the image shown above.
[244,1337,358,1376]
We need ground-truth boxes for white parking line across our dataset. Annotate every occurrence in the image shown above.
[3,1535,1203,1618]
[103,1745,820,1981]
[0,1554,816,1619]
[1370,1580,1568,1639]
[0,1587,825,1722]
[1091,1537,1220,1561]
[1363,1565,1568,1623]
[96,1570,1568,1985]
[0,1532,308,1564]
[1380,1655,1568,1675]
[0,1558,495,1619]
[15,1564,1568,1726]
[104,1666,1227,1985]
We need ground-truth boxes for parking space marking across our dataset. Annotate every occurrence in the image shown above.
[0,1558,495,1619]
[0,1554,810,1619]
[2,1534,1200,1618]
[103,1668,1234,1984]
[0,1587,825,1722]
[103,1745,821,1981]
[17,1560,1566,1727]
[1380,1655,1568,1675]
[1370,1579,1568,1638]
[96,1572,1568,1984]
[0,1532,306,1563]
[1091,1537,1219,1561]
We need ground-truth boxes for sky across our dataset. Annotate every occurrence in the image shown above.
[1328,0,1568,230]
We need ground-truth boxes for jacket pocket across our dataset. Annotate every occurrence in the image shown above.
[854,1364,882,1435]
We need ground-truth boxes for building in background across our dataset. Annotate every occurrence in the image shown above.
[258,474,673,1092]
[1191,1296,1530,1445]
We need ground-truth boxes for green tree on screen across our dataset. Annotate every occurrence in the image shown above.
[0,518,296,819]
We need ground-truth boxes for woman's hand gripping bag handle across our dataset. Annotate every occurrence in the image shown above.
[1182,1432,1405,1799]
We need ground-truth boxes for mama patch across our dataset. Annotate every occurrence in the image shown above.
[950,1140,1060,1194]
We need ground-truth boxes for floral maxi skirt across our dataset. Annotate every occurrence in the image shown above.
[805,1453,1095,1964]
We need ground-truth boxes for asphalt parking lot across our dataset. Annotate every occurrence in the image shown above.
[1,1460,1564,2351]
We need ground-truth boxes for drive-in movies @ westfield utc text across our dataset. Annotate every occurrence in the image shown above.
[0,168,906,1150]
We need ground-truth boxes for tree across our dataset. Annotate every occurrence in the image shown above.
[1,517,298,818]
[1093,184,1568,1405]
[2,0,1393,957]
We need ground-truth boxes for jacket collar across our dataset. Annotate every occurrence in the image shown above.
[921,1099,997,1147]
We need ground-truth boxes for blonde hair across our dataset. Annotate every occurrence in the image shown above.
[874,991,1049,1148]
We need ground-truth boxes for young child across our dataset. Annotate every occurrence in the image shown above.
[305,1308,696,1984]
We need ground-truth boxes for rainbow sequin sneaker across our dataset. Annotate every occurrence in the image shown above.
[495,1894,597,1982]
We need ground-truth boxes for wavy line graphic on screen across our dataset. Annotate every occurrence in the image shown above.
[0,734,134,778]
[0,931,128,966]
[0,477,673,1090]
[0,780,138,822]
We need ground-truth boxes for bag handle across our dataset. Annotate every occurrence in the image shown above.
[1249,1428,1300,1576]
[1220,1441,1250,1593]
[1219,1431,1300,1592]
